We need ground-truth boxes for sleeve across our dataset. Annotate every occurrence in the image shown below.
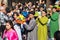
[36,18,39,24]
[10,32,18,40]
[24,20,36,30]
[51,13,59,21]
[39,17,48,25]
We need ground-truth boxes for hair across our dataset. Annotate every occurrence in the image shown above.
[52,6,57,9]
[43,10,47,13]
[13,12,19,16]
[29,11,35,15]
[12,12,19,20]
[6,7,11,13]
[6,20,14,29]
[12,6,16,11]
[54,31,60,40]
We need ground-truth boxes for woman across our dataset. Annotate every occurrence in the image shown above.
[2,20,18,40]
[36,10,48,40]
[13,12,22,40]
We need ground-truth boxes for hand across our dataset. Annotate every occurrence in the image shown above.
[38,16,41,18]
[23,22,26,24]
[50,13,52,16]
[28,18,30,20]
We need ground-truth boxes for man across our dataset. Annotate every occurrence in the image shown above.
[50,7,59,40]
[54,31,60,40]
[23,13,37,40]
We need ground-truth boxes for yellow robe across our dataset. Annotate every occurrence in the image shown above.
[36,16,48,40]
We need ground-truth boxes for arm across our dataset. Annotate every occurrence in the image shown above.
[39,16,48,25]
[24,20,36,30]
[51,12,59,21]
[10,31,18,40]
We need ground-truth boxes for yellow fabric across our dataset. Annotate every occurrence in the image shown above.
[36,16,48,40]
[17,14,25,20]
[55,5,60,8]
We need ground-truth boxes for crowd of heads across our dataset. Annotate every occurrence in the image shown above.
[0,0,60,40]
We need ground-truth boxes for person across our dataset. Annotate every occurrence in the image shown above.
[22,9,29,18]
[0,6,8,36]
[6,7,13,21]
[2,20,18,40]
[55,1,60,11]
[50,7,59,40]
[54,31,60,40]
[13,12,22,40]
[23,13,37,40]
[36,10,48,40]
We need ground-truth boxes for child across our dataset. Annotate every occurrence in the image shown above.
[2,20,18,40]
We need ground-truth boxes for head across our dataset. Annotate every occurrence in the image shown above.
[42,1,45,4]
[6,7,11,13]
[49,4,53,8]
[40,7,44,11]
[58,1,60,6]
[28,13,34,19]
[41,10,46,16]
[12,6,16,12]
[12,2,16,6]
[6,20,14,30]
[16,5,19,10]
[52,7,57,12]
[13,12,19,20]
[54,31,60,40]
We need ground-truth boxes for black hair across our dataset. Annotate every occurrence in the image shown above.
[12,12,19,20]
[43,10,47,13]
[29,11,35,15]
[52,6,57,9]
[54,31,60,40]
[12,6,16,11]
[6,7,11,13]
[6,20,14,29]
[39,6,44,9]
[13,12,19,16]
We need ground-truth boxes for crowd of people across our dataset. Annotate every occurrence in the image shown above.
[0,0,60,40]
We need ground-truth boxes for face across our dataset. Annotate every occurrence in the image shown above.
[40,7,44,11]
[49,5,53,8]
[42,1,45,4]
[16,5,18,9]
[6,22,11,30]
[52,8,56,12]
[14,14,17,19]
[8,13,12,16]
[29,14,34,19]
[42,11,46,16]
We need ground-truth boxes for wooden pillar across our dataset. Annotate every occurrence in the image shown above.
[46,0,50,8]
[8,0,12,8]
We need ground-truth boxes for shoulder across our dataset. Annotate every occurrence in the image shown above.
[32,18,36,22]
[53,12,59,15]
[10,29,16,34]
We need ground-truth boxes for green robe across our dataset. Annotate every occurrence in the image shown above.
[50,12,59,38]
[36,16,48,40]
